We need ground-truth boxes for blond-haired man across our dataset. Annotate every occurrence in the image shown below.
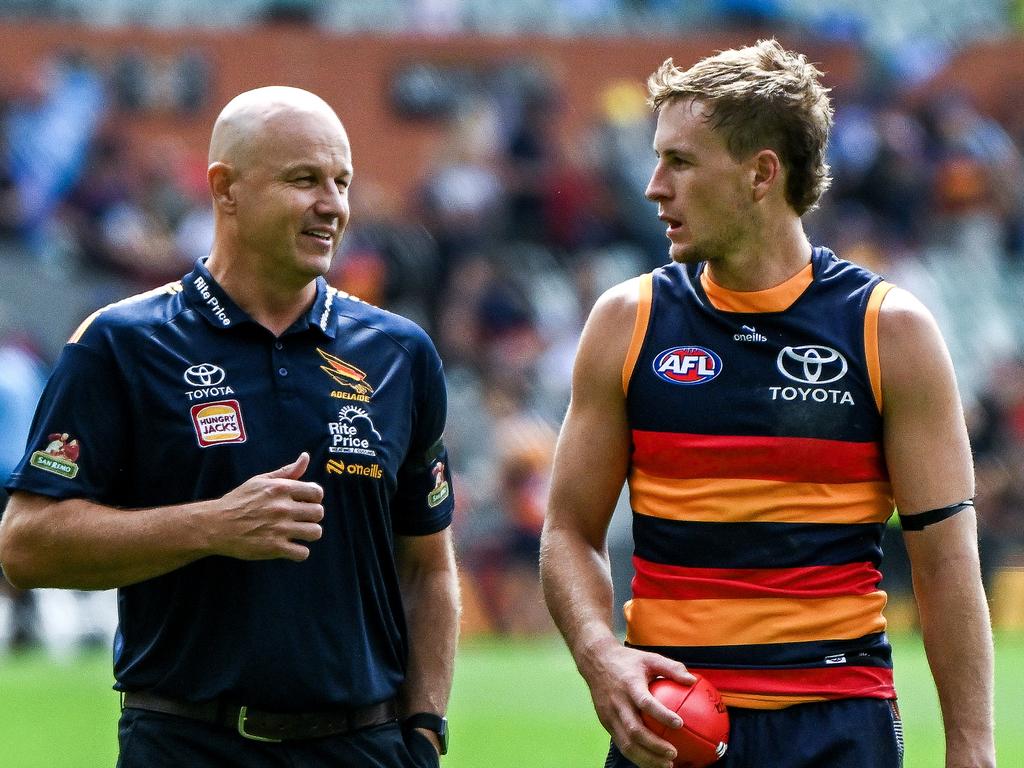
[542,40,994,768]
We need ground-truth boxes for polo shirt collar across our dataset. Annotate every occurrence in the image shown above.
[182,259,338,339]
[306,277,340,339]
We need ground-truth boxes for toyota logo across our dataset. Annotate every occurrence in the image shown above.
[776,345,848,384]
[184,363,226,387]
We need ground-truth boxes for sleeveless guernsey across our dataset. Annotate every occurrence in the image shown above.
[623,246,896,709]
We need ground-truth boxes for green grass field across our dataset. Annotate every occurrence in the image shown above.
[1,632,1021,767]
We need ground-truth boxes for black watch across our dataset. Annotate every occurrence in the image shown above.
[403,712,449,756]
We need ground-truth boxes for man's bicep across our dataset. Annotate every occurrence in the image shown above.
[879,288,974,517]
[395,527,456,576]
[546,291,635,547]
[548,400,630,542]
[903,504,980,573]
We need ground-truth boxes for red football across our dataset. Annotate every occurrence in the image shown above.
[641,676,730,768]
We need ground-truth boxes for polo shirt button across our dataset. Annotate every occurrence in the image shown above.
[274,341,283,350]
[278,367,288,376]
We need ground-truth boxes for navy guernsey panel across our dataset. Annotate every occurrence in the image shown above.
[6,259,455,711]
[623,247,897,709]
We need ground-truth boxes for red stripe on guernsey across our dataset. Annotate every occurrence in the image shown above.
[632,431,887,483]
[692,665,895,701]
[631,557,882,601]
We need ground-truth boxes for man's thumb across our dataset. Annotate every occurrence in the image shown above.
[265,452,309,479]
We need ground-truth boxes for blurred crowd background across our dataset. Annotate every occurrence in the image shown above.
[1,0,1024,656]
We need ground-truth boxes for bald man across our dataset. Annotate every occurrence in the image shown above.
[0,87,458,768]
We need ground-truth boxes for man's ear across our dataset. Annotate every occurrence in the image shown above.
[208,162,236,213]
[751,149,782,203]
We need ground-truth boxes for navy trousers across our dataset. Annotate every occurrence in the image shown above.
[605,698,904,768]
[116,708,439,768]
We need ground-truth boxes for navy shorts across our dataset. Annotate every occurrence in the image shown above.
[116,708,439,768]
[605,698,904,768]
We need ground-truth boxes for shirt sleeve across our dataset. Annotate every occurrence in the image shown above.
[4,338,131,504]
[390,335,455,536]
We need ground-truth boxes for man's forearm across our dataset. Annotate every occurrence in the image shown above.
[0,494,212,590]
[2,457,327,590]
[912,552,995,766]
[539,526,619,677]
[399,558,460,718]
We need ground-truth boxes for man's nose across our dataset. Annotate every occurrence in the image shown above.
[316,181,345,216]
[645,165,667,201]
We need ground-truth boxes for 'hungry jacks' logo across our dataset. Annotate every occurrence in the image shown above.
[190,400,247,447]
[317,348,374,397]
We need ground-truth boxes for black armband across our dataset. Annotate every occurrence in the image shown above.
[423,437,445,464]
[898,499,974,531]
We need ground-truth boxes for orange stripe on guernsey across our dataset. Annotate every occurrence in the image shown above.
[68,281,183,344]
[631,431,888,484]
[864,281,894,413]
[629,469,894,525]
[700,262,813,313]
[631,557,883,601]
[622,274,654,395]
[691,666,895,710]
[625,593,887,647]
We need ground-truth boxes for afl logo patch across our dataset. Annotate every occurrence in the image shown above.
[653,346,722,385]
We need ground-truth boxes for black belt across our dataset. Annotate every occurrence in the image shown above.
[122,691,398,742]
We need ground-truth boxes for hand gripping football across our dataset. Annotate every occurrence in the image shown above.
[641,676,730,768]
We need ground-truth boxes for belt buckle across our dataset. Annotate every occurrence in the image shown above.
[237,706,283,742]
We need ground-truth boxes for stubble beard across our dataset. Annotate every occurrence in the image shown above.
[669,225,745,266]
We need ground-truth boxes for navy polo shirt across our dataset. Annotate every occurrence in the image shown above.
[5,259,455,710]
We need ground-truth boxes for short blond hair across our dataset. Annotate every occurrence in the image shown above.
[648,39,833,215]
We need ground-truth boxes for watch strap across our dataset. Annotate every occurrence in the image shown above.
[403,712,448,755]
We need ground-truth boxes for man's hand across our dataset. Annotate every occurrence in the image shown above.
[211,452,325,561]
[580,637,696,768]
[0,454,325,589]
